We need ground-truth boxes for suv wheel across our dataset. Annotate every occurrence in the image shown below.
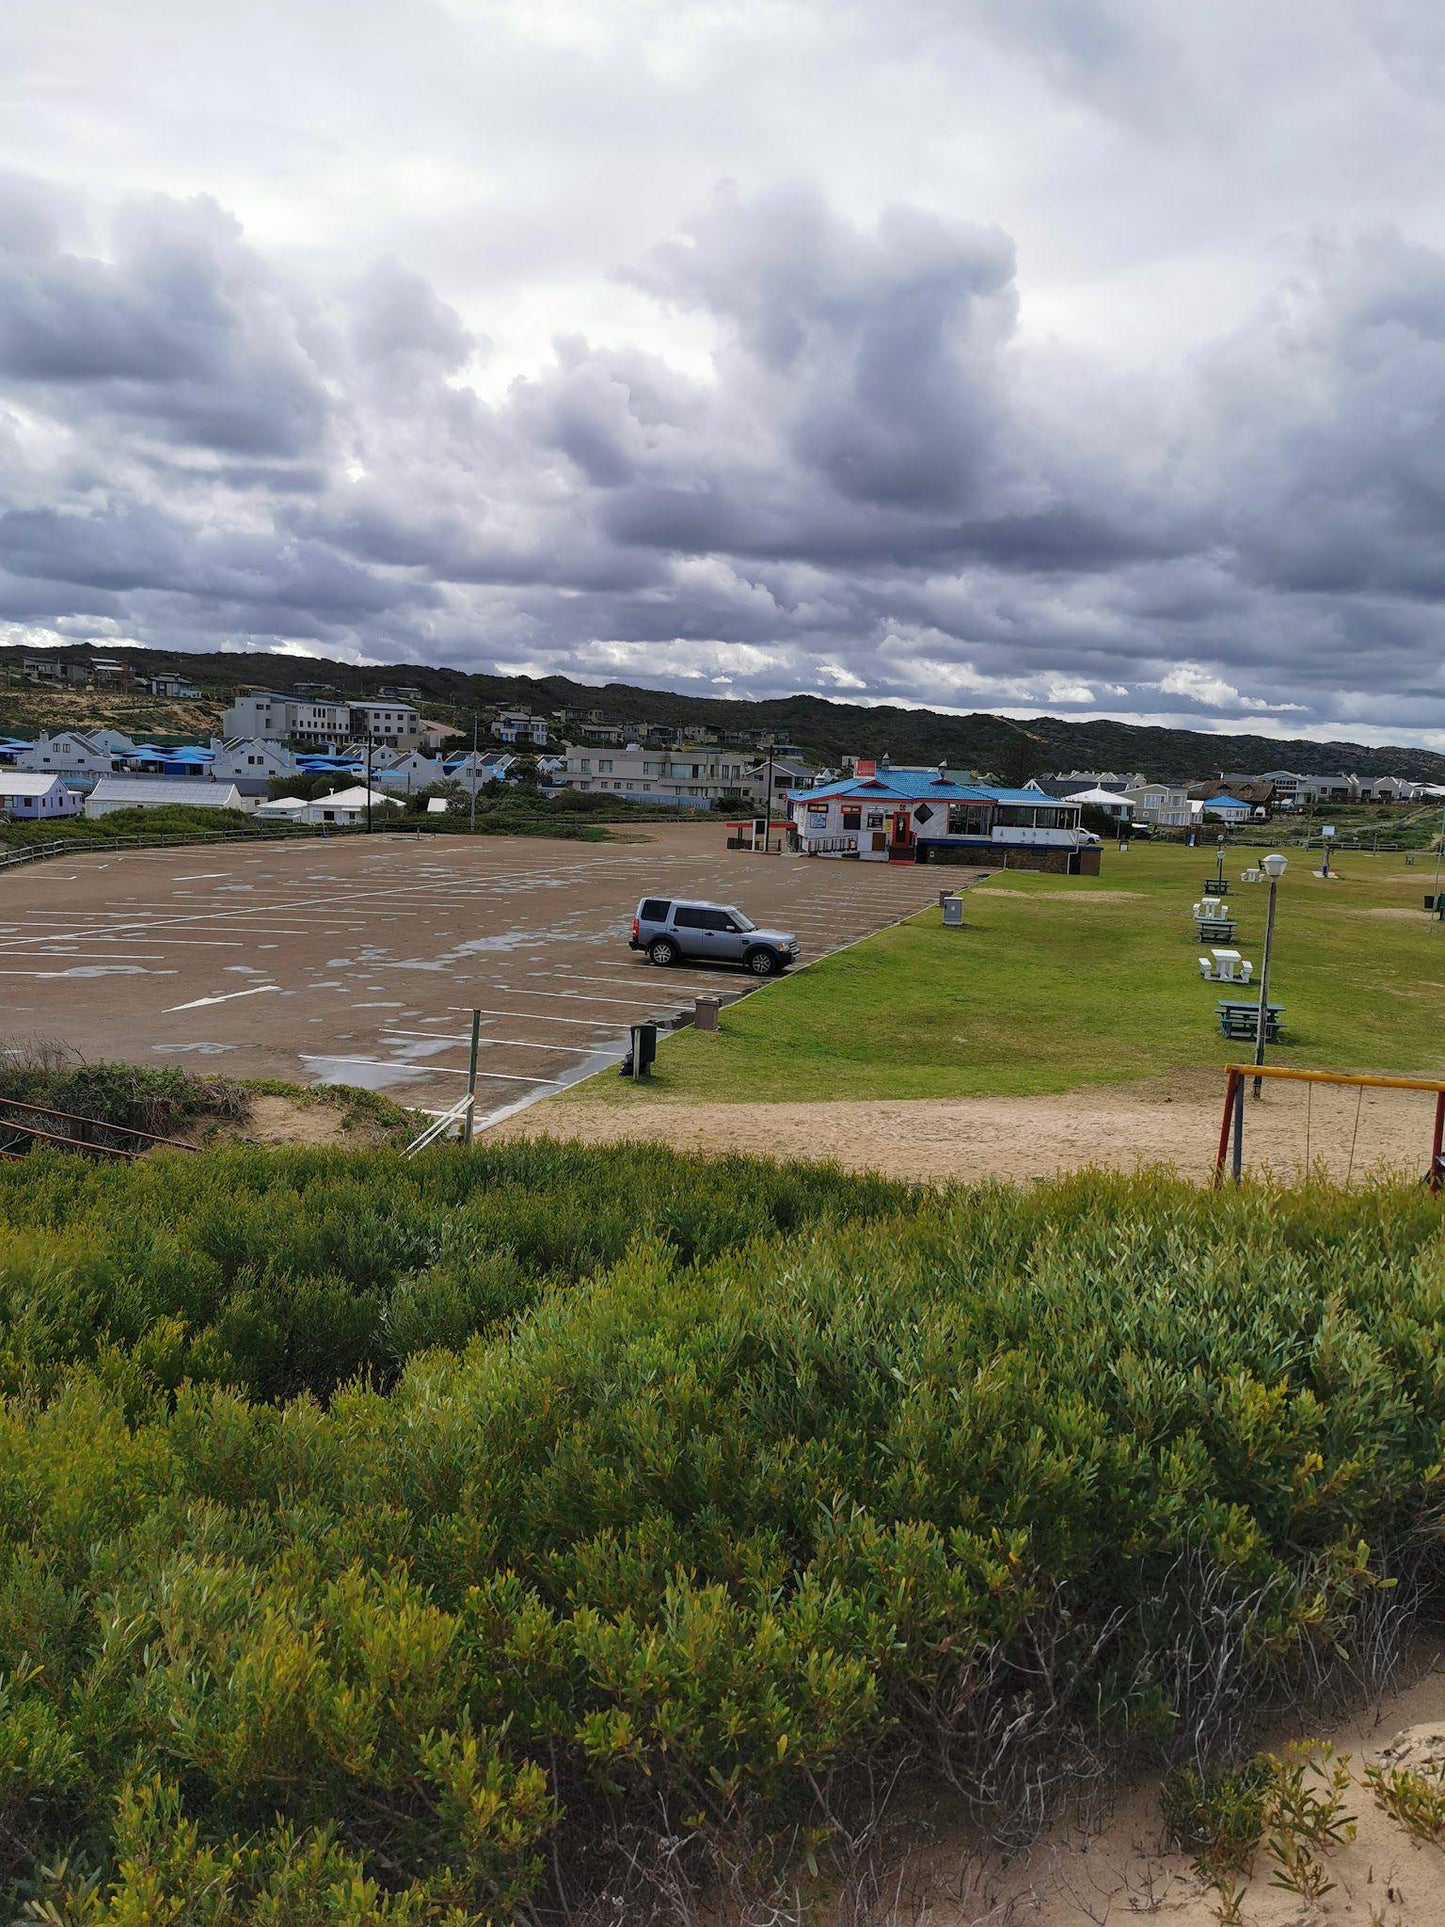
[746,947,780,977]
[648,937,679,966]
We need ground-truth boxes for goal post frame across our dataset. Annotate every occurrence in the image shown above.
[1214,1064,1445,1190]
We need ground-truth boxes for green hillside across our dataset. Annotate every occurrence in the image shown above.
[4,642,1443,782]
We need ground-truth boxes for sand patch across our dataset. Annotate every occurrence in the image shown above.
[494,1077,1438,1187]
[888,1661,1445,1924]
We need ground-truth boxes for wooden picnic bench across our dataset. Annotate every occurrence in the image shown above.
[1201,877,1229,896]
[1217,999,1283,1043]
[1196,917,1237,942]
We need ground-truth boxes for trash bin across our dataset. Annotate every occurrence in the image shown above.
[942,896,964,928]
[694,996,720,1032]
[628,1022,658,1079]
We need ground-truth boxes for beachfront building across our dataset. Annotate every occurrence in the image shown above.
[789,768,1089,868]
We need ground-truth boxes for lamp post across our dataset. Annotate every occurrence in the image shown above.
[1253,851,1286,1098]
[365,733,374,833]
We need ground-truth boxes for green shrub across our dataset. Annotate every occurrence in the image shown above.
[0,1162,1442,1915]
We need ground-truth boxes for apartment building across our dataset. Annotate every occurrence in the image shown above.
[220,692,423,748]
[348,701,425,747]
[1122,782,1192,828]
[558,745,769,808]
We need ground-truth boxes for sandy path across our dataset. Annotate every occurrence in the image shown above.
[917,1658,1445,1925]
[493,1073,1441,1186]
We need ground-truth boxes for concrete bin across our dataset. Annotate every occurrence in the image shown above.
[694,996,721,1032]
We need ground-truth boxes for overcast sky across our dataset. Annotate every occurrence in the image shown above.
[5,0,1445,744]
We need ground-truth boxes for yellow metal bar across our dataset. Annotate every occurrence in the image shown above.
[1223,1065,1445,1094]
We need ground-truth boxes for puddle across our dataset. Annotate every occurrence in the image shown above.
[37,965,176,979]
[224,965,265,975]
[300,1055,437,1091]
[154,1043,238,1056]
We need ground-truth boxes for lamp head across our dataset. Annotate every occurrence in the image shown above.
[1262,852,1287,880]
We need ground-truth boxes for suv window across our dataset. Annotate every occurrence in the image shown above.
[639,899,671,920]
[697,909,735,931]
[671,906,709,928]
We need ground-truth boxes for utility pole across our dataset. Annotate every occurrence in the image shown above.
[365,734,374,833]
[469,710,479,833]
[764,745,774,851]
[1253,852,1287,1098]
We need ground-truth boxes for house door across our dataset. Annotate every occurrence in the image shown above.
[890,811,912,847]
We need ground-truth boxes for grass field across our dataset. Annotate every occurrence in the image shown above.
[576,841,1445,1104]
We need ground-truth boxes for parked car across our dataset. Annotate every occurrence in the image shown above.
[630,897,799,976]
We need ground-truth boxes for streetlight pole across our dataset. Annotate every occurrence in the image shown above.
[1253,852,1286,1098]
[365,734,373,833]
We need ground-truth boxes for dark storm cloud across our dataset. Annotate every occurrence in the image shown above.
[3,173,1445,738]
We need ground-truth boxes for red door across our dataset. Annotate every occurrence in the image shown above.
[890,811,912,848]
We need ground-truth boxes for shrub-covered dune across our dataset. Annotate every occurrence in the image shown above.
[0,1148,1443,1921]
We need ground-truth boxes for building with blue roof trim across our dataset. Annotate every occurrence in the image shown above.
[785,763,1093,868]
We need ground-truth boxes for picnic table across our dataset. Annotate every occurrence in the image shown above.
[1195,916,1237,943]
[1201,877,1229,896]
[1199,947,1253,985]
[1217,999,1283,1042]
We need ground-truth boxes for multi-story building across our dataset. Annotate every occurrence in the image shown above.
[347,701,424,747]
[558,745,769,809]
[490,710,549,746]
[219,692,423,748]
[222,692,350,745]
[1122,782,1192,828]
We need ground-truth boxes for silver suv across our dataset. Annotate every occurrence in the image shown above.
[630,897,799,976]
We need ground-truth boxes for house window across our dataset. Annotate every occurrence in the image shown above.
[599,759,613,773]
[841,807,861,830]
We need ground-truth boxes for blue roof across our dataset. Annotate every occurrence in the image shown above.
[1205,794,1249,809]
[790,771,1076,808]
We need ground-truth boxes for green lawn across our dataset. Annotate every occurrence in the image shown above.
[575,841,1445,1104]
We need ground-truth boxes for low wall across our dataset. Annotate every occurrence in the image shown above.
[917,842,1101,875]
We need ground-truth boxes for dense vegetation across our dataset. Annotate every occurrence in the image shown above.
[0,1050,246,1150]
[6,641,1444,782]
[0,805,301,851]
[0,1145,1442,1921]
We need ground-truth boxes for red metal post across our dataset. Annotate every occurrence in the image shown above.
[1215,1070,1239,1189]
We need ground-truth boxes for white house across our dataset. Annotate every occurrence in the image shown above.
[84,777,249,817]
[1200,793,1252,824]
[790,771,1085,862]
[1357,775,1420,803]
[1123,782,1192,829]
[490,710,550,746]
[0,773,81,820]
[207,738,297,785]
[299,786,403,827]
[16,731,126,780]
[373,750,448,794]
[255,795,308,823]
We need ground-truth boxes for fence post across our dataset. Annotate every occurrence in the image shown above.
[463,1007,481,1142]
[1214,1069,1239,1189]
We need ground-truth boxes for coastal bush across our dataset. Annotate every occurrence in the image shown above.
[0,1139,906,1400]
[0,1162,1442,1916]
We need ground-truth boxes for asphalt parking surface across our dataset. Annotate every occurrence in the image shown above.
[0,825,948,1124]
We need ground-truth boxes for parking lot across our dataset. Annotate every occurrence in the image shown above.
[0,825,948,1124]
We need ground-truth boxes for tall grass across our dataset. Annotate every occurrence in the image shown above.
[0,1154,1442,1919]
